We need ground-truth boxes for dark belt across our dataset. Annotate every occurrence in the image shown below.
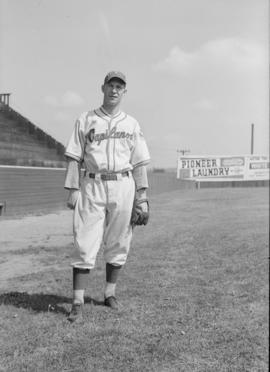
[86,171,129,181]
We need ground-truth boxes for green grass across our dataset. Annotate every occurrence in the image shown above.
[0,188,268,371]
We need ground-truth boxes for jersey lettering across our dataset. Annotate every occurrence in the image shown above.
[88,128,95,143]
[92,127,133,145]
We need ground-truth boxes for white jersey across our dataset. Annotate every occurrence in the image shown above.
[65,107,150,173]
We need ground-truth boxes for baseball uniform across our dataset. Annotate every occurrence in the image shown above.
[65,106,150,269]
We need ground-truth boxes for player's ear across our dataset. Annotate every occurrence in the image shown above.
[101,84,105,93]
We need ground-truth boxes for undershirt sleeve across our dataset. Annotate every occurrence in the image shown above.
[64,158,81,189]
[132,165,149,190]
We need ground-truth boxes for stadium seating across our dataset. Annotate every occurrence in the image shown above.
[0,104,66,167]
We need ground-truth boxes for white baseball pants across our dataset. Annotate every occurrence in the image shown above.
[72,174,135,269]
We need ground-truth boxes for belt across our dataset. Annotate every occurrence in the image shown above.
[85,171,130,181]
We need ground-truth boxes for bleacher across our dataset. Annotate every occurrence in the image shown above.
[0,95,66,168]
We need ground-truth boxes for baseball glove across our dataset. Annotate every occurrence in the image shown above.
[130,198,149,226]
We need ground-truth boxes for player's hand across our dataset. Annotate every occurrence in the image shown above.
[139,201,148,213]
[130,198,149,226]
[67,189,80,209]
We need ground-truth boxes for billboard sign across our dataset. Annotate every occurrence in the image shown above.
[177,155,269,181]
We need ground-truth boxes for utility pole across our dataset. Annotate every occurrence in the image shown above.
[176,149,190,179]
[251,123,254,155]
[177,149,190,156]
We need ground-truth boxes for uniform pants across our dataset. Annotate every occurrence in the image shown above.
[72,174,135,269]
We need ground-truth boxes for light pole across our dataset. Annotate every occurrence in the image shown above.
[177,149,190,156]
[251,123,254,155]
[176,149,190,178]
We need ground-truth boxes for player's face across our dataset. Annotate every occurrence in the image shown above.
[102,79,126,106]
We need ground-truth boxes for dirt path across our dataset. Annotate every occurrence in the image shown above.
[0,210,73,289]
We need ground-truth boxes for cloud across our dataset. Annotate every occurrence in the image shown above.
[154,46,194,75]
[54,111,70,122]
[193,99,216,111]
[154,38,267,77]
[97,11,113,62]
[44,90,84,107]
[98,11,111,44]
[61,91,84,106]
[44,95,58,106]
[153,37,268,114]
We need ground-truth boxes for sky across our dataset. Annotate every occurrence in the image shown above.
[0,0,269,168]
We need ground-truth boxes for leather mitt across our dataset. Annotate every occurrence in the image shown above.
[130,199,149,226]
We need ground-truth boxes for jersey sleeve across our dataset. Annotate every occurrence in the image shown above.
[130,122,150,168]
[65,116,86,162]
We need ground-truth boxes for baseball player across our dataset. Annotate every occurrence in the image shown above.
[64,71,150,322]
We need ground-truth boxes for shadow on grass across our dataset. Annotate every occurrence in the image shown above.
[0,292,104,315]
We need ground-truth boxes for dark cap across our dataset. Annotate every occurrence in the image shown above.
[104,71,126,85]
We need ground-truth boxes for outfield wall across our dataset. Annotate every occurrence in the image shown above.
[0,166,195,217]
[1,166,268,217]
[197,179,269,189]
[0,166,67,216]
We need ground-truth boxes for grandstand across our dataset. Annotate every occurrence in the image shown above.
[0,94,66,167]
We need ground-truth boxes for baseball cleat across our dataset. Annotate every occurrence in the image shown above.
[67,303,83,323]
[104,296,119,310]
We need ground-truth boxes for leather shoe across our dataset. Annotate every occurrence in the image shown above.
[67,303,83,322]
[104,296,119,310]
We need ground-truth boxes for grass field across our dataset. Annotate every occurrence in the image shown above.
[0,187,268,371]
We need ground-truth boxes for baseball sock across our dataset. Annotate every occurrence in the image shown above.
[104,263,121,298]
[72,267,90,304]
[73,290,85,305]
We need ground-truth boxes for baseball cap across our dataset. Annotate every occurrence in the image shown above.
[104,71,126,85]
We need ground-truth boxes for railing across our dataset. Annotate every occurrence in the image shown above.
[0,93,11,106]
